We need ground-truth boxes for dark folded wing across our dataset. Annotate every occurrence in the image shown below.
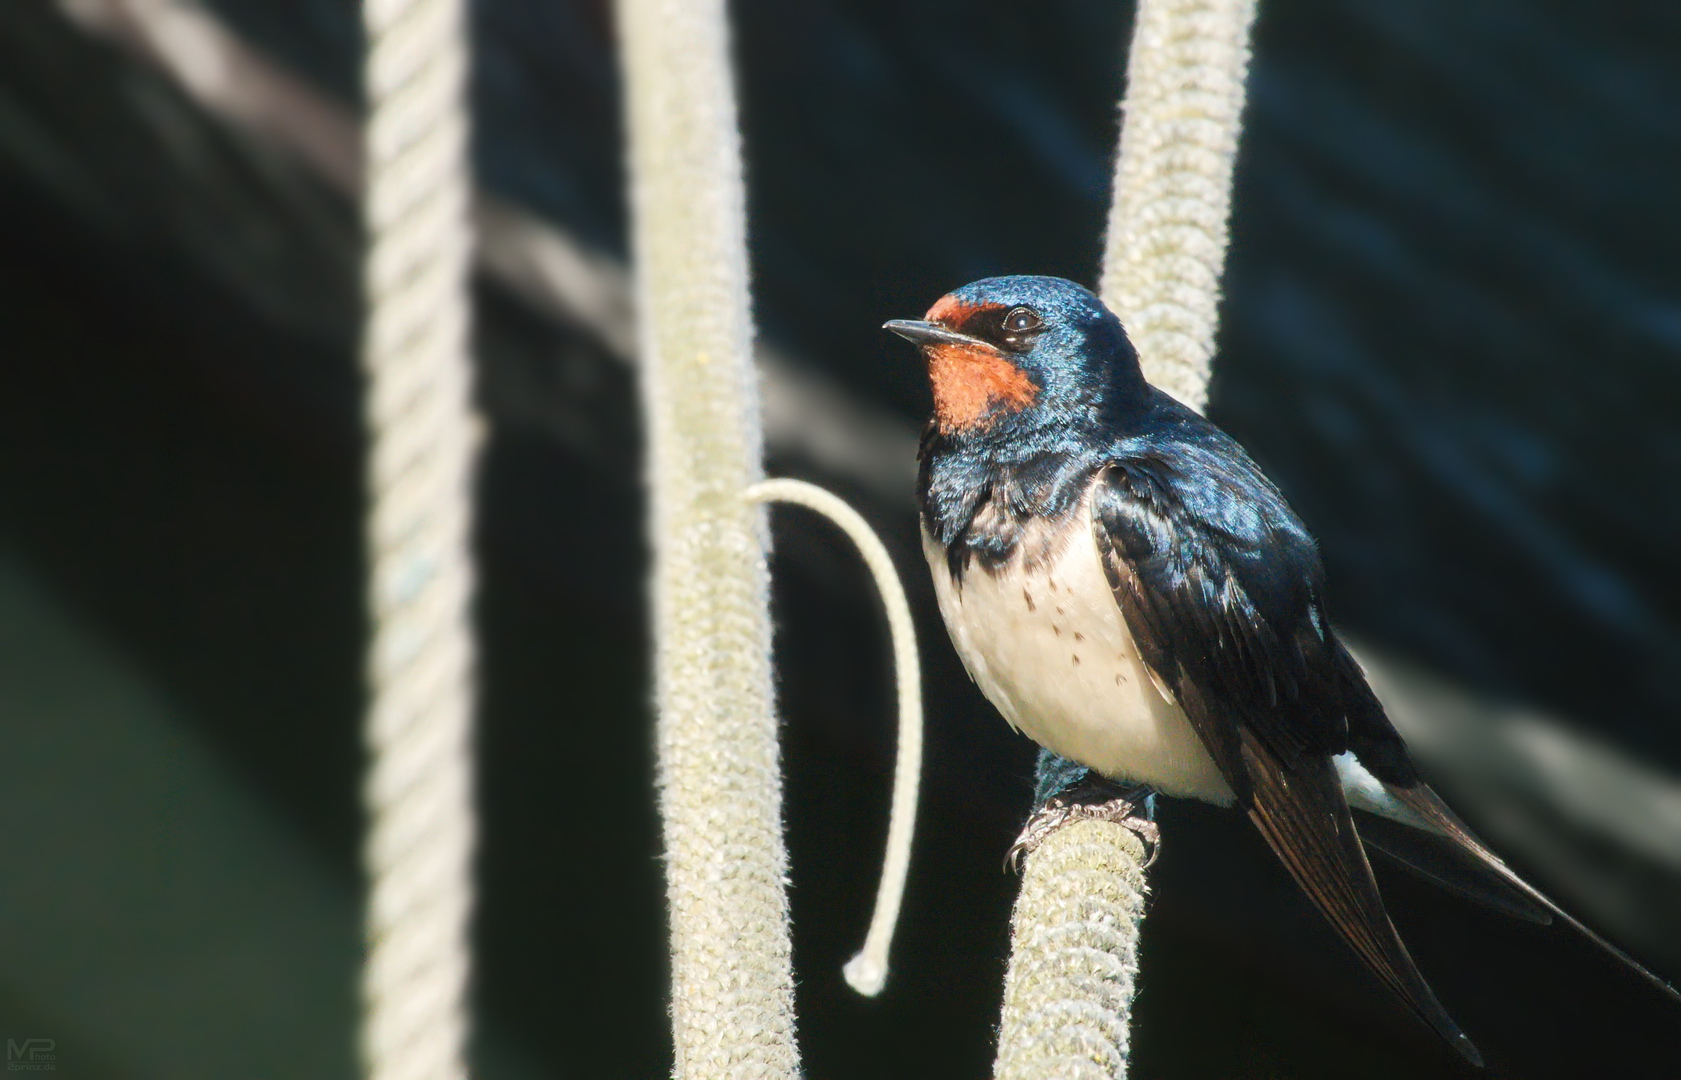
[1092,452,1481,1064]
[1092,429,1680,1035]
[1091,446,1357,777]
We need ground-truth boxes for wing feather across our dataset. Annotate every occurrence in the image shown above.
[1090,423,1678,1055]
[1093,457,1482,1063]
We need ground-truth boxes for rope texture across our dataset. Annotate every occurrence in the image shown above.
[1099,0,1260,411]
[745,479,923,998]
[995,822,1150,1080]
[357,0,479,1077]
[996,2,1258,1076]
[617,0,801,1073]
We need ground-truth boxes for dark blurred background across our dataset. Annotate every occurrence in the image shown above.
[2,0,1679,1076]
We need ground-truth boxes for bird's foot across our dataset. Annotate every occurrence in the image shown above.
[1006,776,1159,873]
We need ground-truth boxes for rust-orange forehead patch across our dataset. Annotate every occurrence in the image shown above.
[925,295,1002,328]
[926,342,1037,433]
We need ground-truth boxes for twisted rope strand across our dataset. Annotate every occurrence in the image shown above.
[357,0,480,1077]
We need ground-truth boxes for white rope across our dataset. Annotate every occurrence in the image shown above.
[995,1,1258,1076]
[745,478,923,998]
[617,0,801,1073]
[357,0,479,1077]
[994,822,1150,1080]
[1100,0,1260,411]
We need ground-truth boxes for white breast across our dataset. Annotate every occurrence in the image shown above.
[924,494,1235,805]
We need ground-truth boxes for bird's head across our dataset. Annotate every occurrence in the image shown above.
[885,275,1144,437]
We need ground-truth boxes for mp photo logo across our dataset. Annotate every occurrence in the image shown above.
[5,1039,55,1072]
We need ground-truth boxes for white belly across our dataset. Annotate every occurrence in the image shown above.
[923,500,1235,805]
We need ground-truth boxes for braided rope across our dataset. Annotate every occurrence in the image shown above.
[357,0,479,1077]
[995,2,1258,1076]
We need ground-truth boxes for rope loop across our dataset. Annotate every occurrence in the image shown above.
[746,478,923,998]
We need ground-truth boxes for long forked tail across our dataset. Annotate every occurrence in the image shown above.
[1383,780,1681,1008]
[1237,729,1484,1066]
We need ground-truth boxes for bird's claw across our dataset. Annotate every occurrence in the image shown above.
[1005,792,1161,873]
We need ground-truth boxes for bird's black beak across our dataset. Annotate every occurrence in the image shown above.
[883,319,987,349]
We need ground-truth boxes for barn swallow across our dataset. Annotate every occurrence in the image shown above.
[886,274,1680,1066]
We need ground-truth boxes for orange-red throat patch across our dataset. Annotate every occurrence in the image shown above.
[920,296,1038,431]
[926,342,1037,432]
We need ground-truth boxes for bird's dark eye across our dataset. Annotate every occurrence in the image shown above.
[1002,307,1042,334]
